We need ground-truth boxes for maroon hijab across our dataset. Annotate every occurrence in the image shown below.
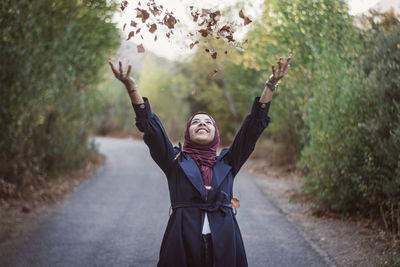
[182,112,220,195]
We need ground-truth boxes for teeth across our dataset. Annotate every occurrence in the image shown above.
[198,129,207,134]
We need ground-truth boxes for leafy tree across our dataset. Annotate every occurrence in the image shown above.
[243,0,360,164]
[0,0,119,185]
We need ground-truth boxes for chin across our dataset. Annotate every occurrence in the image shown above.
[194,138,212,145]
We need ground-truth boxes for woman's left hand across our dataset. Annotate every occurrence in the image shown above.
[268,54,292,85]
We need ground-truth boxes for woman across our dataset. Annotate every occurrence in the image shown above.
[108,54,291,267]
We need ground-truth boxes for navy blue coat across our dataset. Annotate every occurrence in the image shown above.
[132,96,271,267]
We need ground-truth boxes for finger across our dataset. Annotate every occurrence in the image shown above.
[286,54,292,65]
[284,64,290,74]
[126,65,132,77]
[119,61,123,74]
[108,59,120,77]
[271,64,276,76]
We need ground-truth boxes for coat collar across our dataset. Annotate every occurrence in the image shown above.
[177,149,232,200]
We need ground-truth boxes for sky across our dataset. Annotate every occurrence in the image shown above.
[113,0,397,61]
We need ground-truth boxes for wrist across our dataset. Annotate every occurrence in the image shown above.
[126,84,137,93]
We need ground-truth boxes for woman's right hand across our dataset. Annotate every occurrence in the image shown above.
[108,58,137,93]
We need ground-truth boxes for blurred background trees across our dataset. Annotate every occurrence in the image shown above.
[0,0,119,186]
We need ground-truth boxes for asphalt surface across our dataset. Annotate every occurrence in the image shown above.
[0,137,333,267]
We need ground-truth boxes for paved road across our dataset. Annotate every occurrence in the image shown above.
[0,137,333,267]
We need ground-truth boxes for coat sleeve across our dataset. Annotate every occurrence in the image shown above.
[132,97,177,176]
[224,96,272,177]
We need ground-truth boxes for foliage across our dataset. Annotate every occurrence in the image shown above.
[299,10,400,233]
[242,0,359,163]
[0,0,119,184]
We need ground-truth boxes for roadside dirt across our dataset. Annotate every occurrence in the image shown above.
[248,159,400,267]
[0,151,104,246]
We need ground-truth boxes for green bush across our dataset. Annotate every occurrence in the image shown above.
[0,0,119,184]
[299,11,400,232]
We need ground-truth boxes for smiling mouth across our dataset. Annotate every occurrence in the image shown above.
[196,128,208,134]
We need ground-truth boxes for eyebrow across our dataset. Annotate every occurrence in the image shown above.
[192,118,212,122]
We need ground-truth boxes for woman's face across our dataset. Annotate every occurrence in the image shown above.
[188,114,216,145]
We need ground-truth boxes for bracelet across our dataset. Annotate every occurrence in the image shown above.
[265,75,279,91]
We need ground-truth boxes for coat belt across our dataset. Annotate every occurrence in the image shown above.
[172,201,232,216]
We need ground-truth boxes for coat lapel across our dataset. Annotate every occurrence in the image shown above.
[178,155,206,200]
[212,160,232,189]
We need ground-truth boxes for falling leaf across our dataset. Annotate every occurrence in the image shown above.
[230,197,240,209]
[239,10,252,26]
[137,44,145,53]
[239,10,245,19]
[243,39,248,46]
[199,29,208,37]
[163,13,177,29]
[138,1,141,6]
[166,32,170,39]
[209,10,221,26]
[191,11,199,22]
[136,8,150,23]
[205,48,217,59]
[127,31,135,40]
[201,8,211,17]
[154,35,157,41]
[136,28,141,34]
[148,23,157,33]
[140,35,144,39]
[120,0,128,11]
[211,69,218,77]
[189,41,199,49]
[244,17,252,26]
[123,23,127,31]
[131,20,137,27]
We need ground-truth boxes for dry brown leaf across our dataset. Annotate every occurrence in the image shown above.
[239,10,245,19]
[149,23,157,33]
[154,34,157,41]
[205,48,217,59]
[230,197,240,209]
[131,20,137,27]
[127,31,135,40]
[120,0,128,11]
[136,28,141,34]
[137,44,145,53]
[136,8,150,23]
[244,17,252,26]
[189,41,199,50]
[123,23,127,31]
[211,69,218,77]
[199,29,208,37]
[163,13,177,29]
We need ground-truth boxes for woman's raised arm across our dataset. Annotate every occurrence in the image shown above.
[223,54,292,176]
[108,58,176,176]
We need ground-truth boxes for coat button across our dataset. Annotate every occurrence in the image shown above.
[261,103,266,108]
[140,104,145,109]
